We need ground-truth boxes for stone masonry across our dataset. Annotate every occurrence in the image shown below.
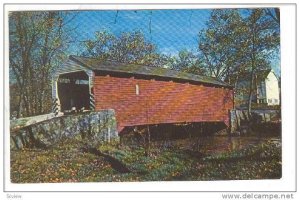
[10,110,118,150]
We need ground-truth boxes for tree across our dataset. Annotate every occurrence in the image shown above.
[168,49,206,75]
[82,30,169,67]
[264,8,280,25]
[82,31,114,60]
[243,9,280,114]
[9,11,74,117]
[198,9,279,113]
[198,9,246,81]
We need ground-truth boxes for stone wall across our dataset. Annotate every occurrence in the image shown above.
[230,109,281,135]
[10,110,118,150]
[230,109,250,133]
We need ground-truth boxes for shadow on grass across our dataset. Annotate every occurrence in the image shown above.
[80,146,131,174]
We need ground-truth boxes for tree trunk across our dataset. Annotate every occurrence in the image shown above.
[16,93,23,118]
[247,50,256,116]
[247,68,255,115]
[145,125,151,157]
[248,13,257,117]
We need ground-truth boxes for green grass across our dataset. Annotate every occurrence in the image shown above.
[188,140,281,180]
[10,137,281,183]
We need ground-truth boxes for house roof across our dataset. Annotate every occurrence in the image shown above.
[256,69,273,80]
[227,69,275,83]
[68,55,232,88]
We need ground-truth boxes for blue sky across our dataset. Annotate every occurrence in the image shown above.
[70,9,280,74]
[72,9,211,55]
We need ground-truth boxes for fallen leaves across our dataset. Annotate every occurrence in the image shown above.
[10,137,281,183]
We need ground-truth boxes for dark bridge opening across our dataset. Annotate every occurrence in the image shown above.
[58,71,90,111]
[120,122,227,146]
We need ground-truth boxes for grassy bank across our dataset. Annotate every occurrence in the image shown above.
[11,137,281,183]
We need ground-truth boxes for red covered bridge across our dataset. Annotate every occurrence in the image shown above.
[52,55,234,133]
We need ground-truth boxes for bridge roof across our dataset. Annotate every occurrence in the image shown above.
[68,55,232,88]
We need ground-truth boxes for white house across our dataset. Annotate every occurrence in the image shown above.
[256,69,280,106]
[234,69,280,107]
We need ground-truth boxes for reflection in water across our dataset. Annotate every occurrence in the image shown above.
[200,137,261,154]
[157,136,280,155]
[197,136,263,154]
[229,137,241,151]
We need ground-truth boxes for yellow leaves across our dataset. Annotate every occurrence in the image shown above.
[171,171,180,177]
[49,177,63,183]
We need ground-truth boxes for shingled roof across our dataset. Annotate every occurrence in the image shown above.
[69,55,232,88]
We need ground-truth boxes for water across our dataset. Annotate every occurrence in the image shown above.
[153,136,281,155]
[195,136,264,154]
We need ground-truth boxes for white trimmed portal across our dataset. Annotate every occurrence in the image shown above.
[52,60,95,115]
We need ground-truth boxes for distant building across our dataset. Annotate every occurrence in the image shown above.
[256,69,280,105]
[234,69,280,107]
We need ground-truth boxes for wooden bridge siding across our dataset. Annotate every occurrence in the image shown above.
[93,75,233,132]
